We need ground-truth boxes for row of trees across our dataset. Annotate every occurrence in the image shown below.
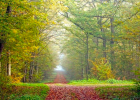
[61,0,140,80]
[0,0,67,83]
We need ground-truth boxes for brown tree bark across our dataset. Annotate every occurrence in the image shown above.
[0,5,11,58]
[29,61,34,82]
[0,42,4,58]
[110,18,115,70]
[85,33,89,80]
[7,50,11,76]
[98,17,107,58]
[23,62,27,82]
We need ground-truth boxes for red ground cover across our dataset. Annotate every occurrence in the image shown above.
[46,85,104,100]
[53,72,68,83]
[46,72,104,100]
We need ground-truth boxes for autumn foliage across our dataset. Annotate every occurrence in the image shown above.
[90,58,115,80]
[46,85,104,100]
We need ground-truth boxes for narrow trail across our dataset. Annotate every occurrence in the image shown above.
[45,85,104,100]
[45,72,104,100]
[53,72,68,83]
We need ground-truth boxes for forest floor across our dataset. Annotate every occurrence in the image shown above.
[45,72,138,100]
[45,84,104,100]
[45,72,105,100]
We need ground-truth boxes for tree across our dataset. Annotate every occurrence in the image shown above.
[61,0,140,80]
[0,0,67,83]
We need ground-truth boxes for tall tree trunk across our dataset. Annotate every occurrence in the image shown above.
[29,61,34,82]
[131,39,136,78]
[85,33,89,80]
[23,62,27,82]
[103,38,107,58]
[0,41,4,59]
[0,6,11,58]
[135,36,140,79]
[34,61,38,74]
[99,17,107,58]
[0,62,1,73]
[81,67,84,79]
[96,37,99,50]
[110,18,115,70]
[29,53,36,82]
[7,50,11,76]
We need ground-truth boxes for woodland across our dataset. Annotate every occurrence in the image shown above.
[0,0,140,99]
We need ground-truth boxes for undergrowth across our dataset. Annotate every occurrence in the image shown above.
[95,86,140,99]
[0,83,49,100]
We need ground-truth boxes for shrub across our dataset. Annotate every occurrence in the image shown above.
[90,58,115,80]
[2,83,49,100]
[95,86,137,99]
[0,74,12,99]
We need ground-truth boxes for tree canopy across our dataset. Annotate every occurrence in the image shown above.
[0,0,140,84]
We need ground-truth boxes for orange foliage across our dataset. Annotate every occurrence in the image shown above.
[11,73,23,83]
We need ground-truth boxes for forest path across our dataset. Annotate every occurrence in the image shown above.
[45,84,104,100]
[53,71,68,83]
[45,72,104,100]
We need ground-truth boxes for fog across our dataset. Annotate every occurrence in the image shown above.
[54,53,65,71]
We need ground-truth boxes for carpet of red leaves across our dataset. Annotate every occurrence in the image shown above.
[46,85,104,100]
[45,72,104,100]
[53,72,68,84]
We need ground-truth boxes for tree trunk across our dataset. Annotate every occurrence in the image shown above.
[7,50,11,76]
[0,42,4,58]
[23,62,27,82]
[81,67,84,79]
[85,33,89,80]
[29,52,36,82]
[110,18,115,70]
[0,5,11,58]
[23,69,27,82]
[80,55,84,79]
[34,61,38,74]
[0,62,1,73]
[135,36,140,78]
[103,38,107,58]
[0,6,11,57]
[29,61,34,82]
[96,37,99,50]
[99,17,107,58]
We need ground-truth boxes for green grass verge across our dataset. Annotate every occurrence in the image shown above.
[68,79,134,85]
[95,85,140,99]
[13,83,49,87]
[1,83,49,100]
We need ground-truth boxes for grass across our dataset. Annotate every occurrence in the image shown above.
[13,83,49,87]
[68,79,134,86]
[0,79,137,99]
[95,85,140,99]
[1,83,49,100]
[68,79,139,99]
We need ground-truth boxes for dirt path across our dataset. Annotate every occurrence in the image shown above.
[53,72,68,83]
[45,72,104,100]
[45,85,104,100]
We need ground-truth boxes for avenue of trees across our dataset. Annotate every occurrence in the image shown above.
[61,0,140,80]
[0,0,140,84]
[0,0,67,83]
